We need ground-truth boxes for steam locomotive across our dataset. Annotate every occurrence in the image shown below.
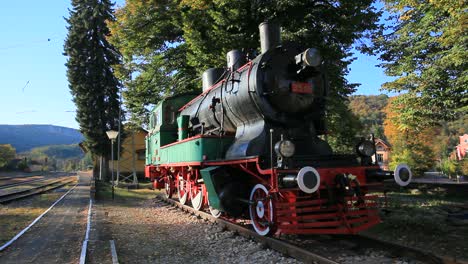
[145,22,412,236]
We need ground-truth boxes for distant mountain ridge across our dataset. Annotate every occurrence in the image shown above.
[0,125,83,152]
[26,144,84,160]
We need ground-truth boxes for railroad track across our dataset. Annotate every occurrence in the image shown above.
[0,178,76,203]
[157,195,336,264]
[157,195,466,264]
[0,175,36,182]
[0,178,48,189]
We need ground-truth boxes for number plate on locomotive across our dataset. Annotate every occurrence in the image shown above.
[291,82,313,94]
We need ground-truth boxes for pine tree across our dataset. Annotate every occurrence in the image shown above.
[64,0,122,178]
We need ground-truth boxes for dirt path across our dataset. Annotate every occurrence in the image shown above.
[0,172,91,264]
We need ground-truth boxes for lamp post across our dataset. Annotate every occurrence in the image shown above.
[106,130,119,200]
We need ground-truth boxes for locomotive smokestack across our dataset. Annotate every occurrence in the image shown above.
[259,22,281,54]
[202,68,224,92]
[227,50,245,71]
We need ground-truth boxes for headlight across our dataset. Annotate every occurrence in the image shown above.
[304,48,321,67]
[296,48,321,67]
[275,140,295,158]
[356,140,375,157]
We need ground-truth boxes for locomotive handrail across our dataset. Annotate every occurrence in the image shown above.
[178,80,226,112]
[160,134,234,149]
[178,61,254,112]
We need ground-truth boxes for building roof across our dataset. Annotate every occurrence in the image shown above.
[375,138,391,149]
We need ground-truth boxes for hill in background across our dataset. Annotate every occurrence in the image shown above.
[348,94,389,139]
[25,144,84,160]
[0,125,83,152]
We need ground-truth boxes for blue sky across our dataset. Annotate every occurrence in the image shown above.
[0,1,391,130]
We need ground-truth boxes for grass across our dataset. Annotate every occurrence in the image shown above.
[0,182,76,245]
[95,181,158,204]
[364,188,468,260]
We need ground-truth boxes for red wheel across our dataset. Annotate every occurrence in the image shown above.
[249,184,274,236]
[190,182,205,211]
[177,174,189,205]
[208,195,221,218]
[164,176,173,199]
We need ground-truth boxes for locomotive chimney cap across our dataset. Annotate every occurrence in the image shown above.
[259,21,281,54]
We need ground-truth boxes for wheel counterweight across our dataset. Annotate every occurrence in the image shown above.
[177,174,189,205]
[190,183,204,211]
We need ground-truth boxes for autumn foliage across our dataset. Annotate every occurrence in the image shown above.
[384,97,438,174]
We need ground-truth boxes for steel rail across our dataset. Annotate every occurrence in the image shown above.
[0,178,47,189]
[157,195,468,264]
[0,175,33,181]
[0,178,66,198]
[0,179,76,203]
[156,195,338,264]
[354,234,468,264]
[0,180,79,252]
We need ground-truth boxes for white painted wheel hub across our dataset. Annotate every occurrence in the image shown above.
[256,201,265,218]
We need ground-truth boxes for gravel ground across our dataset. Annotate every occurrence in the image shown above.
[88,187,455,264]
[89,197,301,264]
[287,235,426,264]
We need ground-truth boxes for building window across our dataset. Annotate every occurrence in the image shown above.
[377,153,384,163]
[136,150,145,160]
[376,145,383,151]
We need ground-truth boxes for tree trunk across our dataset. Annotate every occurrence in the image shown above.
[92,155,99,180]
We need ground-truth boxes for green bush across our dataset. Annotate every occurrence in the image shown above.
[0,144,16,168]
[438,158,458,178]
[17,159,29,171]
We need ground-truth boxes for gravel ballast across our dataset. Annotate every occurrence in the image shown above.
[88,196,300,264]
[87,189,441,264]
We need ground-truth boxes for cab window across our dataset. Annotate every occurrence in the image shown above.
[164,105,175,124]
[151,110,160,129]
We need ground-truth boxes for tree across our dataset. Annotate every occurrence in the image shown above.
[109,0,382,151]
[373,0,467,127]
[348,94,389,138]
[459,159,468,176]
[64,0,123,178]
[384,96,436,175]
[108,0,198,127]
[439,158,457,179]
[0,144,16,169]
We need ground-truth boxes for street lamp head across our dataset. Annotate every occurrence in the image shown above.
[106,130,119,140]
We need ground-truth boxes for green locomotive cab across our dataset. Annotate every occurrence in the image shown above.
[145,93,233,166]
[146,94,196,166]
